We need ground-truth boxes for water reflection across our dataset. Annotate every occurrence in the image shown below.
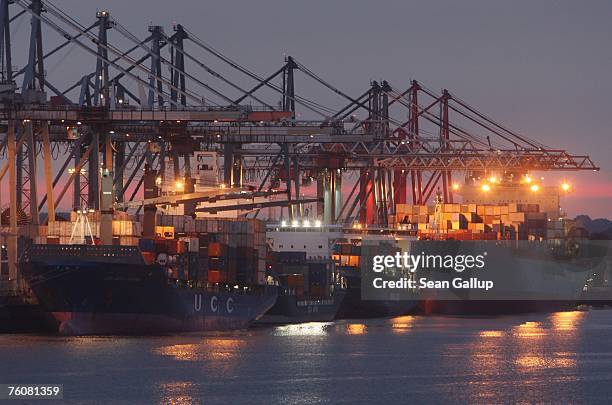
[346,323,367,335]
[158,381,195,405]
[463,312,584,402]
[515,354,576,369]
[464,326,506,404]
[155,338,245,362]
[390,316,416,334]
[155,343,200,361]
[1,309,608,404]
[512,321,546,339]
[510,312,584,373]
[478,330,504,338]
[550,311,585,333]
[272,322,332,337]
[467,331,503,370]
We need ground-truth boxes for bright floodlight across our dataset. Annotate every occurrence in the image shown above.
[561,183,571,192]
[481,184,491,192]
[530,184,539,192]
[524,175,532,184]
[281,220,287,227]
[303,220,311,227]
[291,220,299,227]
[314,220,322,227]
[452,183,460,191]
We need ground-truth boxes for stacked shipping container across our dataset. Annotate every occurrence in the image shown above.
[395,203,554,240]
[156,216,267,285]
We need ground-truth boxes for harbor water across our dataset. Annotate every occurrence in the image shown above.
[3,309,612,403]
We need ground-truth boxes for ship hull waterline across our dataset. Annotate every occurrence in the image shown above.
[257,289,347,324]
[22,255,277,336]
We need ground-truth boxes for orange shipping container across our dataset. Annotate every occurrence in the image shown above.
[281,274,304,287]
[47,236,60,245]
[208,270,226,283]
[141,252,156,265]
[208,242,224,257]
[347,255,360,267]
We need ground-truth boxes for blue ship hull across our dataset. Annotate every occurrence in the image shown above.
[20,244,277,335]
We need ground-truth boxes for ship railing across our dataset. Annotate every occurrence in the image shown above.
[296,298,334,306]
[280,287,334,305]
[24,244,143,264]
[169,278,269,295]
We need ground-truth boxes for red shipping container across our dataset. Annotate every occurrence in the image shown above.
[47,236,60,245]
[208,270,221,283]
[208,270,228,283]
[208,242,224,257]
[280,274,304,287]
[141,252,156,265]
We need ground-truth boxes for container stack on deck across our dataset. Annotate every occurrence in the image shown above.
[269,251,334,298]
[156,215,268,285]
[45,214,142,246]
[394,203,556,240]
[18,213,268,286]
[332,243,362,268]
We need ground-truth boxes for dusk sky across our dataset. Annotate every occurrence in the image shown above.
[2,0,611,218]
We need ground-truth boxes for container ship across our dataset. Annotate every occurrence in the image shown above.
[266,222,419,319]
[20,240,276,335]
[332,231,420,318]
[17,183,278,335]
[258,252,346,324]
[261,226,347,323]
[410,239,607,315]
[387,180,610,315]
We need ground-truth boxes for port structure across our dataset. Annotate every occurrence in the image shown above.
[0,1,600,282]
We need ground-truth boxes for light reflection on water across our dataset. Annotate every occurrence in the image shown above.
[2,310,611,403]
[478,330,505,338]
[513,321,546,338]
[513,312,583,373]
[390,315,416,334]
[551,310,586,332]
[159,381,195,405]
[461,311,587,403]
[272,322,333,336]
[346,323,367,335]
[155,338,246,362]
[515,355,577,369]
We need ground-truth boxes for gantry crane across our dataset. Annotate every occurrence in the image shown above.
[0,1,599,283]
